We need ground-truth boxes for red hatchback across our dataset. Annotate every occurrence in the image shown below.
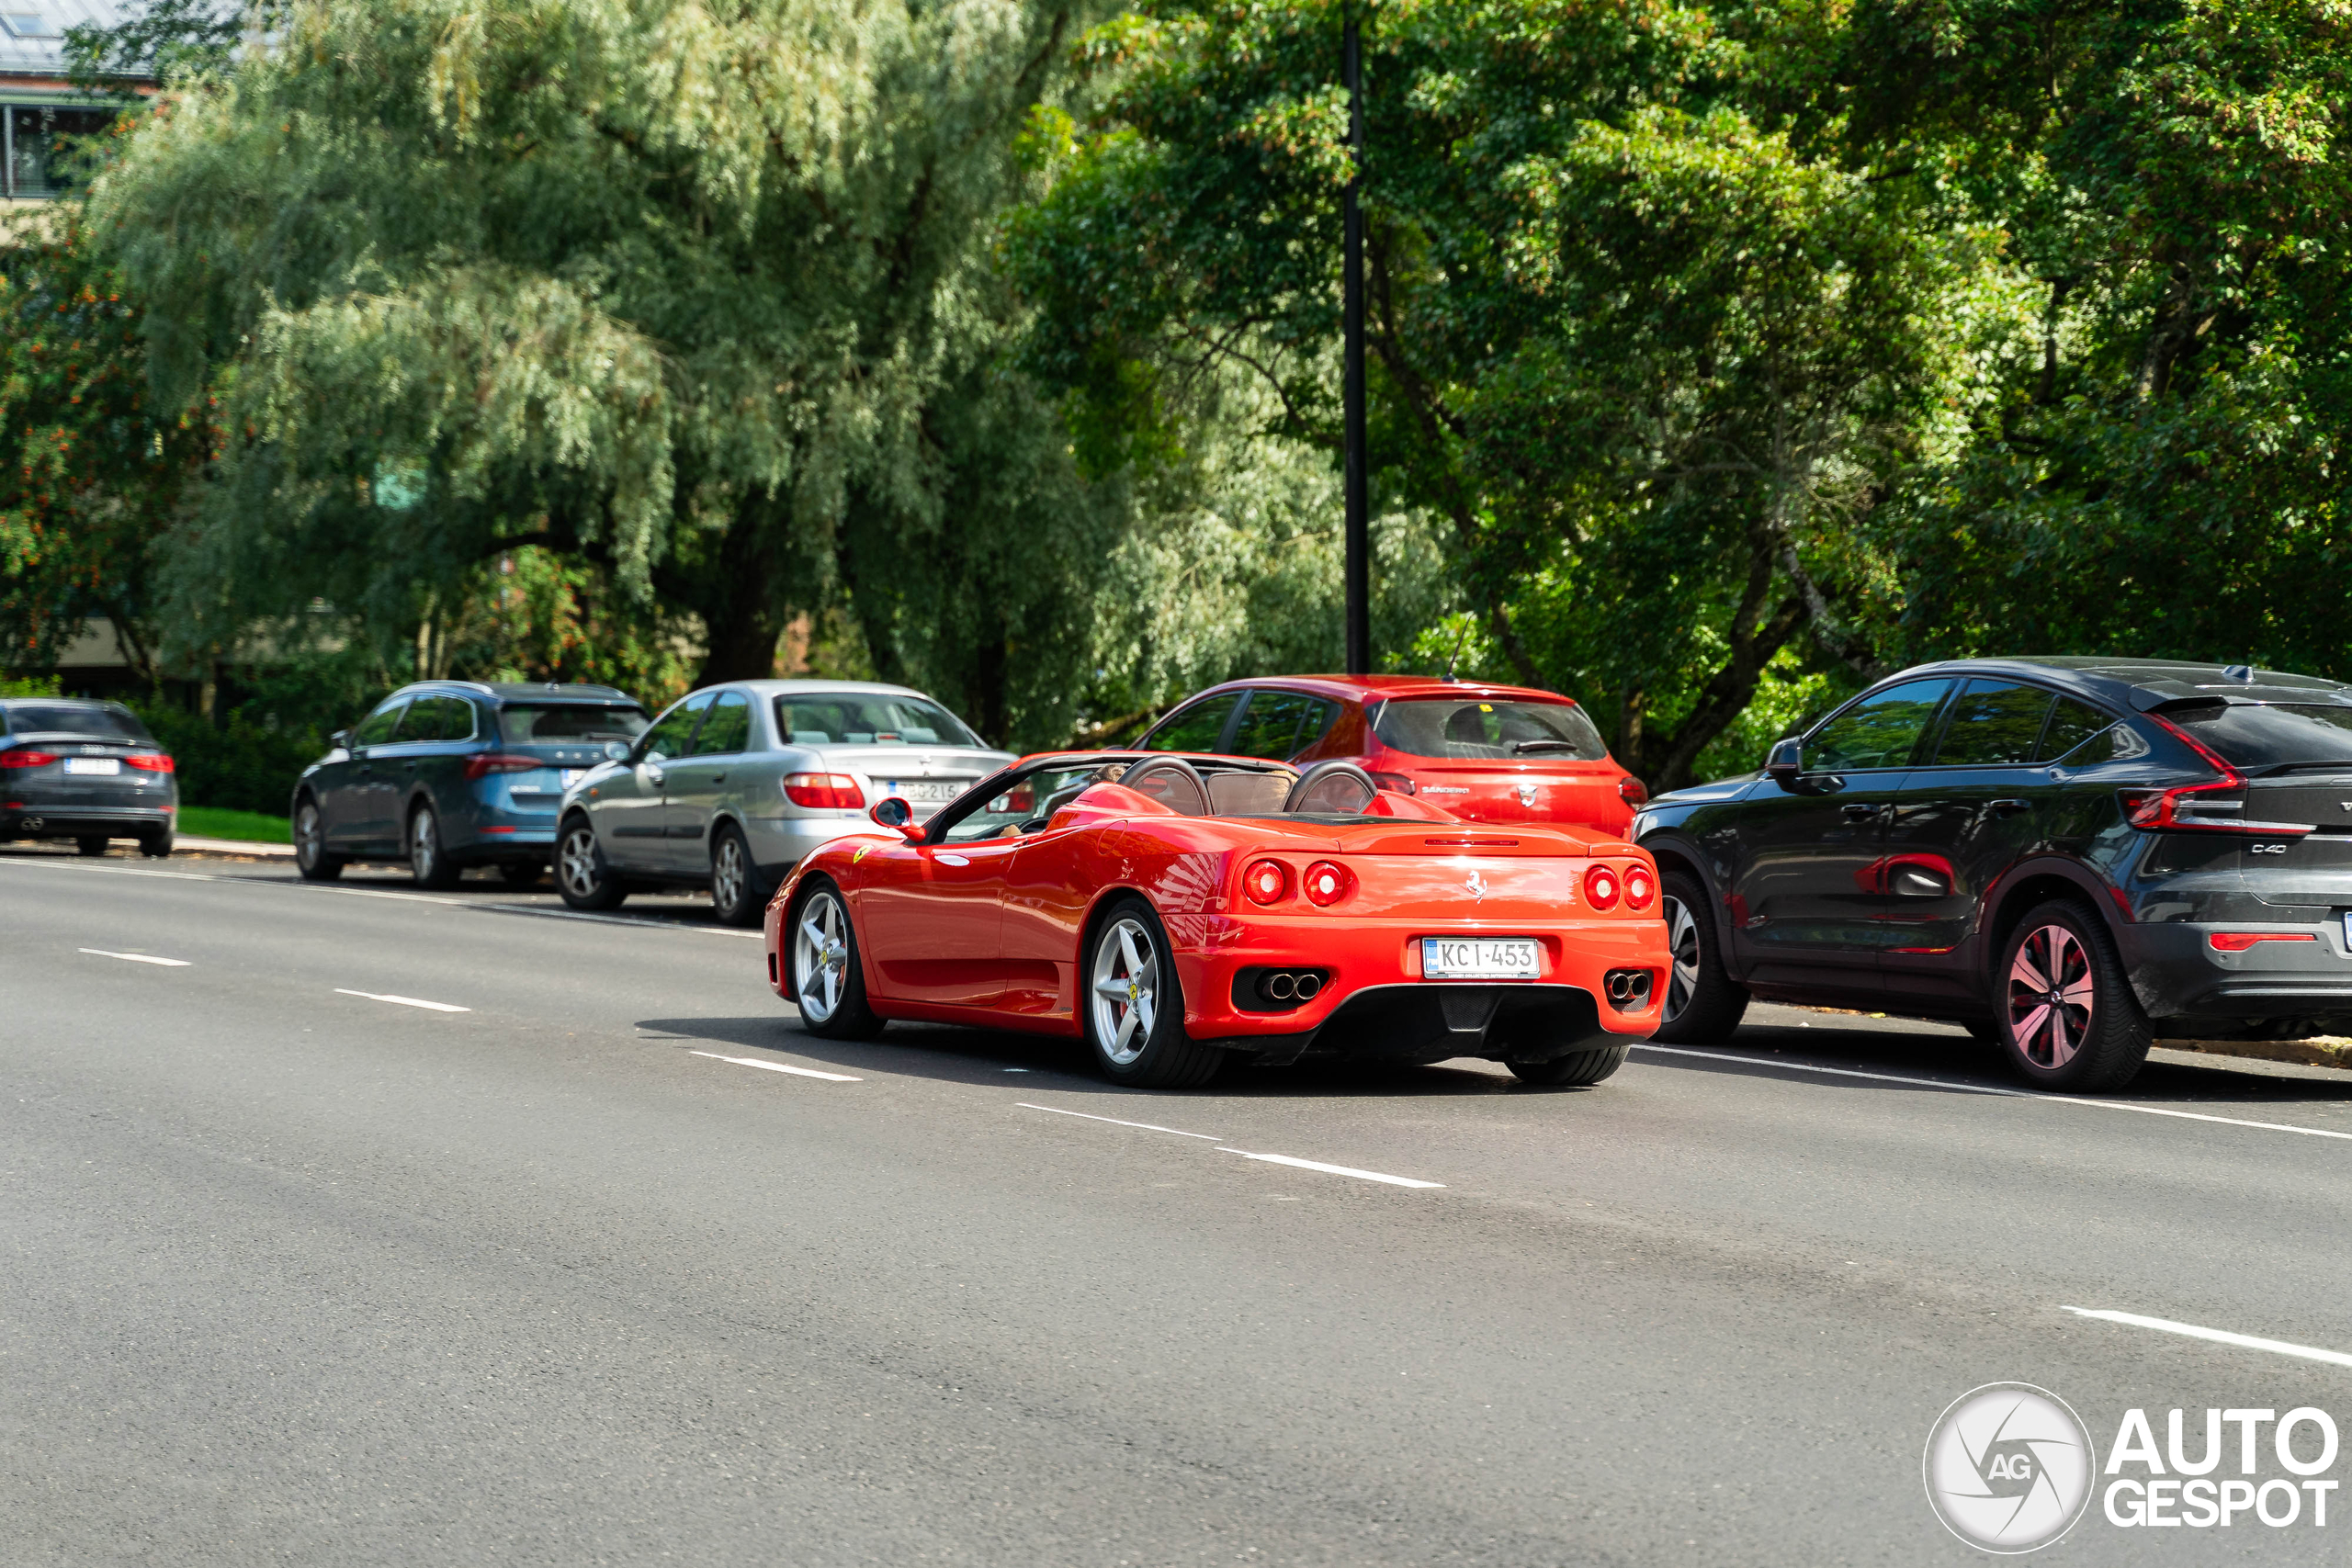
[1133,675,1646,835]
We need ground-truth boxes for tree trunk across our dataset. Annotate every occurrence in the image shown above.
[695,494,789,685]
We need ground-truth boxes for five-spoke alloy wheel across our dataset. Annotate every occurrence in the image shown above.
[294,796,345,881]
[556,818,628,910]
[1082,897,1222,1088]
[790,882,882,1040]
[409,804,459,889]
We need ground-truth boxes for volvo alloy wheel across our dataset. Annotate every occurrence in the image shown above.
[2007,922,2094,1069]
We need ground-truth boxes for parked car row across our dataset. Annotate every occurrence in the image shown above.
[21,653,2345,1097]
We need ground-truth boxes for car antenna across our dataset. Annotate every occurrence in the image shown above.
[1441,619,1473,683]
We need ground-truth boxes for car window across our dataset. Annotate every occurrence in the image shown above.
[2164,702,2352,771]
[1141,694,1242,753]
[1807,680,1953,772]
[935,763,1105,842]
[770,691,983,748]
[2037,697,2114,763]
[1227,691,1338,761]
[0,702,153,741]
[352,698,408,748]
[691,691,752,755]
[1930,681,2054,767]
[397,695,476,742]
[639,692,713,761]
[1372,696,1609,761]
[498,703,650,743]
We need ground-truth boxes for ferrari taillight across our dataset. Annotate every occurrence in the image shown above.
[785,773,864,809]
[1242,859,1289,905]
[124,752,175,773]
[0,749,58,769]
[463,753,540,781]
[1623,865,1655,909]
[1584,863,1621,910]
[1303,860,1351,907]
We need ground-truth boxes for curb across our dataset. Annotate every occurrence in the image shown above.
[174,835,296,857]
[2161,1036,2352,1074]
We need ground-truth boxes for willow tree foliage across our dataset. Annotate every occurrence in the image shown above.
[88,0,1125,740]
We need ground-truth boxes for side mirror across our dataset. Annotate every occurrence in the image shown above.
[329,728,351,751]
[604,740,630,761]
[870,796,924,842]
[1765,737,1805,791]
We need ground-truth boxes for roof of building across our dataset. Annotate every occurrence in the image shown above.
[3,0,143,85]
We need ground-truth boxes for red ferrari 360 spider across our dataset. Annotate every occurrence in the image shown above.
[763,752,1668,1088]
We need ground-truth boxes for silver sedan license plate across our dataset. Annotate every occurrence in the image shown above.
[886,780,963,803]
[1421,936,1540,979]
[560,769,584,789]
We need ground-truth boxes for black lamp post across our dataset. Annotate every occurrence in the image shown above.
[1341,4,1370,676]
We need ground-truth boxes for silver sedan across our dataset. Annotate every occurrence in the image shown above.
[553,679,1013,925]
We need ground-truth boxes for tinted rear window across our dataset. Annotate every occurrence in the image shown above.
[773,692,982,749]
[2167,703,2352,770]
[498,704,650,743]
[2,703,153,742]
[1373,697,1608,761]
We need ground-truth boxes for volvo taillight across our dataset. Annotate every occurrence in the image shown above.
[785,773,864,809]
[2124,716,2315,836]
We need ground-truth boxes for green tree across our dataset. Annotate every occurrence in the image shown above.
[88,0,1114,741]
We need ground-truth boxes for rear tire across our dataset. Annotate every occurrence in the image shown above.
[1083,896,1224,1088]
[75,836,107,856]
[1505,1044,1629,1087]
[139,831,173,860]
[556,817,628,910]
[709,823,762,928]
[789,879,884,1040]
[408,803,460,890]
[293,796,345,881]
[1650,871,1748,1043]
[1994,900,2150,1093]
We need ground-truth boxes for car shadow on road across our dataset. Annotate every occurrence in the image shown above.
[633,1015,1570,1100]
[1651,1017,2352,1111]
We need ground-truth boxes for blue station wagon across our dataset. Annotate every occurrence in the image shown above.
[292,682,650,886]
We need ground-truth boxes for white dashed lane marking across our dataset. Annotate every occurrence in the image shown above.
[2063,1307,2352,1370]
[1015,1102,1221,1139]
[334,988,471,1013]
[690,1051,861,1082]
[78,948,190,967]
[1218,1148,1445,1190]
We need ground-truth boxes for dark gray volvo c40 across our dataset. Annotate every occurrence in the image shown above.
[1636,658,2352,1092]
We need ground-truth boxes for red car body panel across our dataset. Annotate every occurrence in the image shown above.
[765,759,1668,1062]
[1146,674,1645,837]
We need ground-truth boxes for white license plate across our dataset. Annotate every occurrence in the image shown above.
[1421,936,1540,979]
[63,757,120,776]
[560,769,584,789]
[885,780,964,803]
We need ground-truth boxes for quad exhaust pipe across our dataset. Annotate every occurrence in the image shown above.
[1604,968,1655,1009]
[1258,969,1325,1004]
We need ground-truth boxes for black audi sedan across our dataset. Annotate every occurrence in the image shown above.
[1636,658,2352,1092]
[0,698,177,856]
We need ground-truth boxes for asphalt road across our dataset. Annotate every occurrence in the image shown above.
[10,846,2352,1565]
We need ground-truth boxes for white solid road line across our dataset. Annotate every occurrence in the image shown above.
[334,988,471,1013]
[689,1050,861,1082]
[78,947,191,966]
[482,904,763,939]
[1634,1043,2352,1144]
[2062,1307,2352,1371]
[1015,1102,1222,1139]
[1218,1148,1445,1190]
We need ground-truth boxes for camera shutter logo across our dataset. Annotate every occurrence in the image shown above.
[1923,1383,2096,1553]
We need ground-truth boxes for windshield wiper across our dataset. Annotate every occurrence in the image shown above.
[1511,739,1584,754]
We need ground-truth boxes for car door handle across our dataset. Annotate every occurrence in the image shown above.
[645,768,664,785]
[1988,798,2030,817]
[1840,803,1880,821]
